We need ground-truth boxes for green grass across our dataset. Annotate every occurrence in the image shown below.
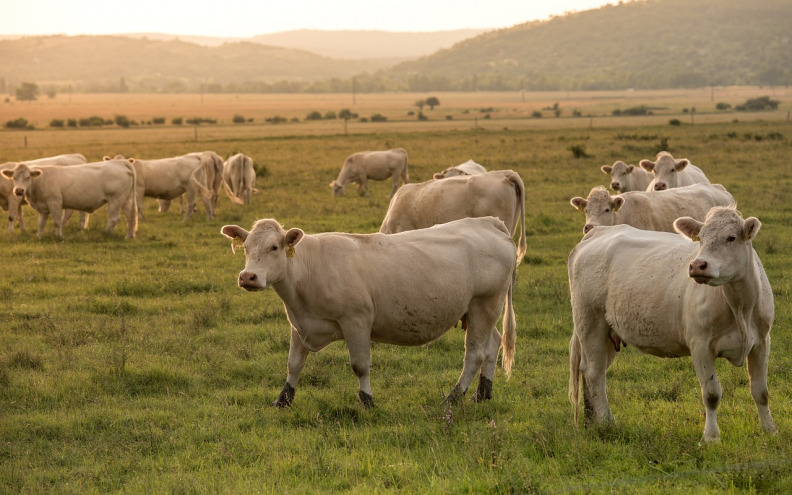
[1,117,791,493]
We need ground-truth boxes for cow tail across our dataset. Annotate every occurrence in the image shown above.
[402,149,409,184]
[124,160,138,235]
[501,262,516,379]
[191,163,213,201]
[223,180,245,205]
[569,332,582,427]
[506,170,527,265]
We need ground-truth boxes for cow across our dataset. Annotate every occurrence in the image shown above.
[109,154,215,221]
[433,159,487,179]
[1,153,87,233]
[1,159,137,238]
[221,216,517,408]
[600,160,651,193]
[640,151,710,191]
[570,183,734,234]
[222,153,257,205]
[568,207,777,443]
[157,151,224,215]
[379,170,527,264]
[330,148,408,198]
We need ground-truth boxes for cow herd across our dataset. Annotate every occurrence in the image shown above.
[3,145,776,444]
[0,151,257,238]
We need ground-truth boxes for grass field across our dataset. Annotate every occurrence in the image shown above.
[1,90,791,493]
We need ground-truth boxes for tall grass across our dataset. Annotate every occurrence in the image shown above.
[0,112,791,492]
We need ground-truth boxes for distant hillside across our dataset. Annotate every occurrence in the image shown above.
[0,35,382,92]
[388,0,792,90]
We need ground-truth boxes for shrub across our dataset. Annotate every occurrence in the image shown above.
[49,119,65,128]
[152,117,166,124]
[370,113,387,122]
[324,111,337,120]
[669,119,682,126]
[359,117,369,122]
[716,102,732,111]
[115,115,131,128]
[172,117,183,125]
[79,116,106,127]
[232,115,246,124]
[445,115,453,120]
[305,111,322,121]
[735,96,780,112]
[67,119,78,127]
[265,115,288,124]
[568,144,589,158]
[532,111,543,118]
[5,118,33,129]
[417,112,428,121]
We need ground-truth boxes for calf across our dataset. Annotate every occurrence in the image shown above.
[568,207,777,442]
[221,216,517,408]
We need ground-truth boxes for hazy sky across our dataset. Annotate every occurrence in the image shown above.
[2,0,616,37]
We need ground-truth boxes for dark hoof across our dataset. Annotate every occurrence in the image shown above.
[444,385,464,404]
[358,390,374,408]
[471,376,493,402]
[272,382,295,408]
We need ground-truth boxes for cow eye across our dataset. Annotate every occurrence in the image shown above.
[270,245,278,251]
[727,235,736,243]
[604,208,610,213]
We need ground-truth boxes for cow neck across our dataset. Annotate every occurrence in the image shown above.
[719,248,762,366]
[270,240,311,308]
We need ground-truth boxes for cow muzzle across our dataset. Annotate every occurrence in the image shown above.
[583,223,595,234]
[238,270,265,291]
[13,188,24,197]
[610,182,621,191]
[653,183,667,191]
[688,259,713,284]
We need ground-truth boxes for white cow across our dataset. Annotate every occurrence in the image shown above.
[330,148,409,198]
[1,159,137,238]
[222,153,257,205]
[568,207,777,442]
[221,216,517,408]
[570,183,734,234]
[114,154,215,221]
[600,160,651,193]
[380,170,527,264]
[433,159,487,179]
[1,153,87,233]
[641,151,710,191]
[157,151,224,215]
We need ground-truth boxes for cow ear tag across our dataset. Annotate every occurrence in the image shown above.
[231,237,245,253]
[691,234,699,242]
[286,244,295,258]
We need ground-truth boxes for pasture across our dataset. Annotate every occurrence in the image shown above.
[1,90,791,493]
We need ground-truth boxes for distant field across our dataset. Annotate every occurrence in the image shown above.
[1,87,790,147]
[1,95,791,492]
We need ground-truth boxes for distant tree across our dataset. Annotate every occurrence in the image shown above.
[305,111,322,121]
[5,117,33,129]
[370,113,387,122]
[16,82,39,101]
[232,114,246,123]
[49,119,65,128]
[324,111,337,120]
[114,115,131,128]
[715,102,731,111]
[425,97,440,110]
[415,99,426,110]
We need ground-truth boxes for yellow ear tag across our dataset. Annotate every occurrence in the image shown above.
[231,237,245,253]
[286,244,295,258]
[691,234,700,242]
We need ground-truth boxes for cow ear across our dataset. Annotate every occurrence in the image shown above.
[675,159,690,171]
[742,217,761,241]
[673,217,703,241]
[625,165,634,173]
[570,197,587,212]
[30,169,42,177]
[284,228,304,247]
[103,155,111,161]
[220,225,249,253]
[639,159,655,172]
[612,196,625,211]
[328,181,335,189]
[600,165,612,174]
[1,169,13,179]
[433,173,444,179]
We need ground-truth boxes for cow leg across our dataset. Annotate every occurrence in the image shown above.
[184,190,197,221]
[105,201,122,234]
[449,305,498,403]
[690,343,722,443]
[273,327,310,407]
[136,189,146,220]
[389,175,399,198]
[341,326,374,407]
[50,206,65,237]
[472,326,501,402]
[79,212,89,229]
[36,211,49,238]
[199,192,214,220]
[747,336,777,434]
[576,317,616,425]
[158,198,171,213]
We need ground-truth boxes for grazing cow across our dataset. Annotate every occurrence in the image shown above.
[380,170,527,264]
[641,151,710,191]
[330,148,408,198]
[157,151,224,215]
[112,154,215,220]
[222,153,257,205]
[568,207,777,442]
[1,153,87,233]
[600,160,651,193]
[433,159,487,179]
[221,216,517,408]
[1,159,137,238]
[570,183,734,234]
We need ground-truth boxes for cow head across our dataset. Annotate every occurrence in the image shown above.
[570,186,624,234]
[329,180,345,197]
[434,167,466,179]
[674,207,760,286]
[1,163,42,198]
[641,152,689,191]
[601,160,634,192]
[221,219,305,291]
